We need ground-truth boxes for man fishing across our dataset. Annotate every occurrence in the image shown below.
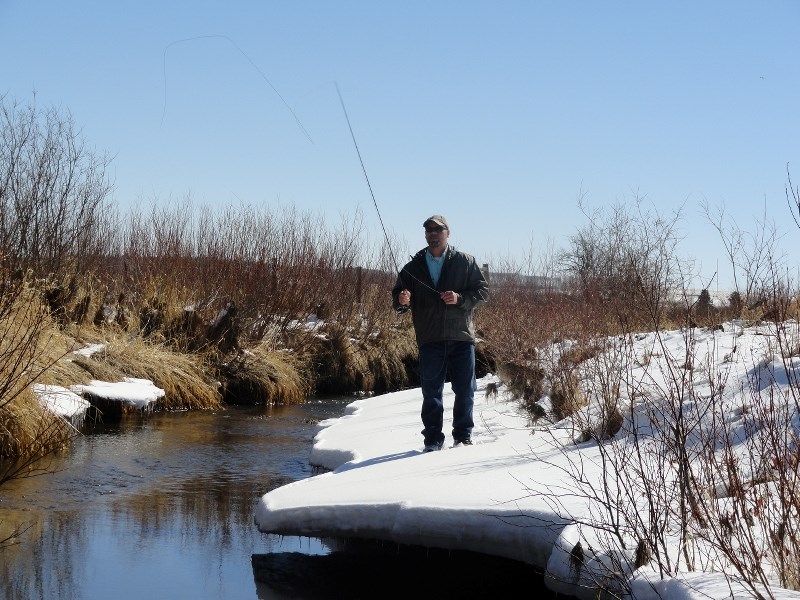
[392,215,489,452]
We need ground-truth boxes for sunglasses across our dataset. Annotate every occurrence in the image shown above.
[425,226,446,234]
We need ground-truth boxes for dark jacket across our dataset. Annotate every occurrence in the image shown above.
[392,246,489,347]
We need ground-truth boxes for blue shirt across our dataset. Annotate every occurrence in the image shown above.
[425,247,447,287]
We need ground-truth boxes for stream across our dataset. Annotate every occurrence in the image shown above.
[0,398,552,599]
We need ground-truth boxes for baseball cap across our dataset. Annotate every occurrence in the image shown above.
[423,215,448,229]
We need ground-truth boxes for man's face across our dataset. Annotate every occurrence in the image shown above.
[424,224,449,249]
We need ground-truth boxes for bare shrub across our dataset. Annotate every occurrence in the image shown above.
[494,192,799,595]
[561,193,690,331]
[0,95,116,491]
[109,199,397,359]
[0,95,113,281]
[534,274,800,596]
[479,255,573,409]
[702,198,786,309]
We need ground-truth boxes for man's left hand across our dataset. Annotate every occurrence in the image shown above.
[440,291,459,305]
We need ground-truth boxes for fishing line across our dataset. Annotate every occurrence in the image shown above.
[335,83,438,295]
[161,34,313,144]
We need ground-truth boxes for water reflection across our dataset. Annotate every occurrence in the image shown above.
[1,398,554,599]
[0,401,347,600]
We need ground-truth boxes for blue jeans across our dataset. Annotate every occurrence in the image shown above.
[419,341,476,446]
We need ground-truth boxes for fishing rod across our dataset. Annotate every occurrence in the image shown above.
[335,83,439,296]
[335,84,400,272]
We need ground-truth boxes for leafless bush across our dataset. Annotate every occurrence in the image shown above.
[75,198,407,394]
[493,187,800,596]
[0,95,113,281]
[485,197,691,431]
[478,258,565,417]
[532,272,799,597]
[702,198,786,309]
[479,248,573,371]
[561,193,690,330]
[0,95,112,500]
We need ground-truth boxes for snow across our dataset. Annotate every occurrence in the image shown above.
[35,342,165,417]
[68,378,165,410]
[31,384,90,420]
[71,343,105,357]
[254,320,800,599]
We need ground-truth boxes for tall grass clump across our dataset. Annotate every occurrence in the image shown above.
[75,336,223,411]
[217,343,310,405]
[0,273,79,483]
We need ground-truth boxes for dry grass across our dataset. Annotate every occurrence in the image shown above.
[0,386,76,461]
[304,320,418,396]
[217,343,311,405]
[311,326,373,395]
[549,371,588,422]
[66,352,127,383]
[77,335,223,411]
[0,283,80,461]
[368,324,418,394]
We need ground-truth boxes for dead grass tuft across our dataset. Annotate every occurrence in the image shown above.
[217,344,310,405]
[300,321,418,396]
[67,353,127,383]
[549,371,588,422]
[1,282,79,460]
[559,342,605,367]
[496,361,547,409]
[366,326,418,395]
[310,325,372,395]
[0,387,76,460]
[78,336,223,410]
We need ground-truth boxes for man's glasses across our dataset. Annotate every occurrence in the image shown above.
[425,226,446,234]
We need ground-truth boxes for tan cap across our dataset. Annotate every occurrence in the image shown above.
[423,215,448,229]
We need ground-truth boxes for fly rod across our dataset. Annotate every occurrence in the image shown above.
[335,83,438,295]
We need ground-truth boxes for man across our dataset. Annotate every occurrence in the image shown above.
[392,215,489,452]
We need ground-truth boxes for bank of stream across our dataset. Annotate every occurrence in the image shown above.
[0,398,553,599]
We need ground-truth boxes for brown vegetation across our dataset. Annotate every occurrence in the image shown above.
[3,95,800,594]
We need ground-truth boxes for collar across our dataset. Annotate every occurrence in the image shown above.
[426,245,449,260]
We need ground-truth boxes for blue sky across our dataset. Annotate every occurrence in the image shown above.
[2,1,798,291]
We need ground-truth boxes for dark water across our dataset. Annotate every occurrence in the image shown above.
[0,399,551,600]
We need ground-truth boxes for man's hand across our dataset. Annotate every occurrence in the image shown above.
[440,291,459,305]
[399,289,411,306]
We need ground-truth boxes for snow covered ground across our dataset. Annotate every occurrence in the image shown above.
[255,320,800,599]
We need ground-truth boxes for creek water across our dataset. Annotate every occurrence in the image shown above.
[0,398,552,600]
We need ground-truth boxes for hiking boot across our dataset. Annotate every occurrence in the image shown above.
[423,440,443,453]
[454,438,473,447]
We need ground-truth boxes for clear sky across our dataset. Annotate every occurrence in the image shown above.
[2,1,798,291]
